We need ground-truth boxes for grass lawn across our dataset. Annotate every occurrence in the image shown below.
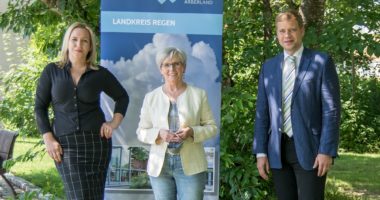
[9,138,380,199]
[9,137,64,198]
[326,152,380,200]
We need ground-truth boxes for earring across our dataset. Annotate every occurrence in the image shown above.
[161,76,164,83]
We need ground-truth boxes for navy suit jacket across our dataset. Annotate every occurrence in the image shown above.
[253,48,340,170]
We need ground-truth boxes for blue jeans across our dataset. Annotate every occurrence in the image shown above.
[149,154,207,200]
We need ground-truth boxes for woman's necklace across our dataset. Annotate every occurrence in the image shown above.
[163,83,187,101]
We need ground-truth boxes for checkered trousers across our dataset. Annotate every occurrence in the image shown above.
[55,131,112,200]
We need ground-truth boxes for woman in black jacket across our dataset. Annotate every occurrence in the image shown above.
[34,22,129,200]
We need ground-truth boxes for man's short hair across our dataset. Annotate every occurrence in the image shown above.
[275,9,304,28]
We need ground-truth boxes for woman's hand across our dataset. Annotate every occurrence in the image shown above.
[43,132,63,163]
[100,122,114,139]
[176,127,194,141]
[100,113,124,139]
[159,129,182,143]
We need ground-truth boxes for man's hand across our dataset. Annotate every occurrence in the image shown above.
[313,154,333,177]
[257,156,270,180]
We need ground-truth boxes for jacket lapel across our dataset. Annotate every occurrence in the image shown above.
[292,48,311,102]
[275,53,284,107]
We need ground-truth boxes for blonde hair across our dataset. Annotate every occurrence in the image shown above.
[58,22,98,69]
[156,47,187,68]
[275,9,304,29]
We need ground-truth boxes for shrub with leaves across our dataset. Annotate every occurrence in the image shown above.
[0,44,49,137]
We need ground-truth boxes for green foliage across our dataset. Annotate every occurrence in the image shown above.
[315,0,380,59]
[130,172,151,189]
[18,169,64,199]
[0,45,48,137]
[0,0,100,58]
[11,137,64,198]
[129,146,149,161]
[221,1,275,199]
[3,139,44,170]
[316,0,380,153]
[17,191,38,200]
[339,73,380,153]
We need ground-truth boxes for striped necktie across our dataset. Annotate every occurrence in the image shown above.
[282,56,296,137]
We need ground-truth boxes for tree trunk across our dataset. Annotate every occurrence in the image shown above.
[300,0,326,35]
[262,0,272,61]
[351,55,356,103]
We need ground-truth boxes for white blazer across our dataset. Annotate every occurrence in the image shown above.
[136,85,217,177]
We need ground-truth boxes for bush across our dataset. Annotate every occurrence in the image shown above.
[0,45,48,137]
[220,1,276,199]
[339,73,380,153]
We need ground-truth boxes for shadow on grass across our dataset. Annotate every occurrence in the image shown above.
[327,153,380,200]
[16,168,64,198]
[326,180,364,200]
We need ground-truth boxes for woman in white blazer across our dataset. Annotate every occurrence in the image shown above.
[137,47,217,200]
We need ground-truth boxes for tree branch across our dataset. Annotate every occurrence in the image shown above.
[285,0,297,9]
[39,0,63,16]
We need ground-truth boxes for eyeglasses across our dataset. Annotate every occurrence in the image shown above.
[161,62,183,69]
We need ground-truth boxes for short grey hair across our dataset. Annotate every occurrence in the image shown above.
[155,47,187,68]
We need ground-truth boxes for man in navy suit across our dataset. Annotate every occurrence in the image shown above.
[253,9,340,200]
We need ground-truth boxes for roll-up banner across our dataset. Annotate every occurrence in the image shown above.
[100,1,223,199]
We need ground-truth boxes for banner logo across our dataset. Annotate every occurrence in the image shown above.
[158,0,176,4]
[184,0,214,5]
